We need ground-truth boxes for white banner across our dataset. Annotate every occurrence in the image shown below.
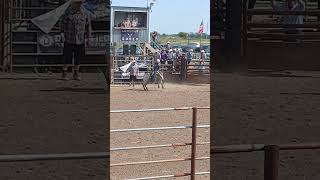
[120,62,133,72]
[31,1,71,34]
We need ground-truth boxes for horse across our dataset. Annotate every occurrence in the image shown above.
[142,71,164,91]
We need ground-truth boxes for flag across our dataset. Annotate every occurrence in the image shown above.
[31,0,71,34]
[120,62,133,72]
[198,20,204,34]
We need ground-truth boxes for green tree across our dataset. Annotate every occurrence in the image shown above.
[178,32,188,39]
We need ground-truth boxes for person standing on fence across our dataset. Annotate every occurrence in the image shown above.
[187,49,193,64]
[61,0,91,80]
[168,49,174,69]
[161,50,168,65]
[154,50,161,62]
[199,50,206,72]
[271,0,305,40]
[166,42,171,51]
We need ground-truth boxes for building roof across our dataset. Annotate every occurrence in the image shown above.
[111,5,150,12]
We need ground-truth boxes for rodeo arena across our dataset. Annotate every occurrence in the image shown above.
[0,0,210,180]
[212,0,320,180]
[109,1,210,179]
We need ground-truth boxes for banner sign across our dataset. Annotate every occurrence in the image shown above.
[86,33,110,54]
[121,29,139,41]
[38,33,63,53]
[38,32,109,55]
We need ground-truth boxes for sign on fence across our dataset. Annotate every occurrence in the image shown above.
[37,32,109,55]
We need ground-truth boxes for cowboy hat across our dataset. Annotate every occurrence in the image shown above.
[201,50,205,53]
[157,59,161,63]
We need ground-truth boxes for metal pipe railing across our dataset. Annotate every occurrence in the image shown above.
[0,152,110,162]
[110,107,210,179]
[211,143,320,153]
[127,171,210,180]
[111,142,210,151]
[190,108,198,180]
[110,125,210,133]
[110,156,209,167]
[110,107,192,113]
[211,143,320,180]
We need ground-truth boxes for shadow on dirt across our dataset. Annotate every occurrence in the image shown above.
[0,77,60,81]
[280,92,320,95]
[245,70,320,78]
[40,87,106,94]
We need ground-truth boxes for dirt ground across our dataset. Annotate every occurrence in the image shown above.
[110,83,210,179]
[212,70,320,180]
[0,72,108,180]
[1,70,319,180]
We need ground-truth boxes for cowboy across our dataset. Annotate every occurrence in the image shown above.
[61,0,91,80]
[151,59,161,81]
[168,48,174,68]
[129,60,139,87]
[271,0,305,33]
[186,49,193,64]
[199,50,206,72]
[272,0,305,23]
[166,42,171,51]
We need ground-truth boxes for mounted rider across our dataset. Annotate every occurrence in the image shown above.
[151,59,161,81]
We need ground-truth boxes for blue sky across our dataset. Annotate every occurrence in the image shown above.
[112,0,210,34]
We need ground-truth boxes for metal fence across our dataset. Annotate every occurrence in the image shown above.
[0,107,209,179]
[211,143,320,180]
[110,107,210,180]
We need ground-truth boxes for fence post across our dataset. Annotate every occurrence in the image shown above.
[180,56,187,80]
[264,145,279,180]
[190,107,198,180]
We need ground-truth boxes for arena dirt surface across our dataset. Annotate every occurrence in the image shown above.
[111,83,210,179]
[212,70,320,180]
[1,70,319,180]
[0,73,108,180]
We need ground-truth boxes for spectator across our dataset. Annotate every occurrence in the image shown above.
[168,49,174,67]
[186,49,193,64]
[132,17,138,27]
[151,31,158,48]
[166,42,171,50]
[122,17,131,28]
[160,50,168,64]
[154,50,161,61]
[175,50,180,60]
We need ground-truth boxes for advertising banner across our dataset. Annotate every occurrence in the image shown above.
[121,29,139,42]
[38,32,109,55]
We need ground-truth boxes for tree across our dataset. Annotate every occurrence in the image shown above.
[178,32,188,39]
